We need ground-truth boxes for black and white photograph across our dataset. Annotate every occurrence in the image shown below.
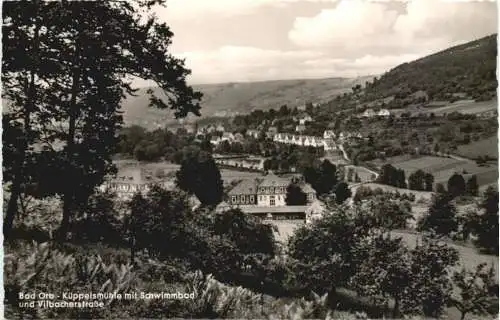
[2,0,499,319]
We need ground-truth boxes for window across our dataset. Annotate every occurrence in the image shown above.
[241,195,245,202]
[231,196,237,203]
[250,195,255,203]
[270,195,275,206]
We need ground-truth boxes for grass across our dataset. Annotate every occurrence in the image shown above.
[114,160,264,184]
[391,231,498,275]
[456,136,498,159]
[430,99,497,115]
[390,156,498,187]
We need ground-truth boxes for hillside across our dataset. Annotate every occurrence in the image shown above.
[121,76,373,127]
[362,34,497,105]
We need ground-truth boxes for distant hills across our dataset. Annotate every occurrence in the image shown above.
[121,77,373,127]
[362,34,497,104]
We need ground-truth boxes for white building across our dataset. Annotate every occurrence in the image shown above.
[323,130,336,140]
[378,109,391,117]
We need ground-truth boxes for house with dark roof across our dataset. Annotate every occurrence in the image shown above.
[227,174,316,207]
[227,179,259,205]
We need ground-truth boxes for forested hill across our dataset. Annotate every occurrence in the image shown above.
[362,34,497,104]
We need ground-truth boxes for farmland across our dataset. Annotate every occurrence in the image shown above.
[456,135,498,159]
[386,155,498,187]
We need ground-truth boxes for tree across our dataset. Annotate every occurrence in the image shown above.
[334,182,351,204]
[418,194,458,236]
[369,196,413,230]
[3,1,202,239]
[350,233,412,317]
[287,207,376,297]
[401,235,459,317]
[436,183,446,194]
[424,173,434,192]
[466,175,479,196]
[408,170,426,191]
[176,149,223,206]
[450,263,499,320]
[468,187,499,254]
[285,184,308,205]
[448,173,466,198]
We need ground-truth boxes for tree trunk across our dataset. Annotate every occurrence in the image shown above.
[460,311,467,320]
[392,298,400,318]
[4,20,41,239]
[58,39,81,240]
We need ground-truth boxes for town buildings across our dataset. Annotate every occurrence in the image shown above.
[227,174,316,207]
[99,167,173,199]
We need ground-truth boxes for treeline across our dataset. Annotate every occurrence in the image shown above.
[116,126,212,162]
[377,164,480,195]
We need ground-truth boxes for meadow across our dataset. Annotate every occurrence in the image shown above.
[456,135,498,159]
[390,156,497,187]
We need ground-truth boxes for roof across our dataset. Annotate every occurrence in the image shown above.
[228,179,259,195]
[259,174,290,188]
[236,205,309,214]
[110,167,163,185]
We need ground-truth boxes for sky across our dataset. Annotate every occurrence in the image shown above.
[146,0,498,85]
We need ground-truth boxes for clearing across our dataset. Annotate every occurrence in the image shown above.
[456,136,498,159]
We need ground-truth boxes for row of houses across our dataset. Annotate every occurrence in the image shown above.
[227,174,316,207]
[210,132,245,145]
[360,108,391,118]
[213,155,265,171]
[272,133,338,151]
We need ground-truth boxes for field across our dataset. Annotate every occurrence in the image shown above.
[456,135,498,159]
[429,99,497,115]
[352,182,435,202]
[343,165,377,182]
[390,156,498,187]
[392,231,498,275]
[113,160,263,184]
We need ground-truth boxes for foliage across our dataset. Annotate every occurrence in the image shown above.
[286,183,308,205]
[175,148,224,206]
[465,186,499,254]
[465,175,479,196]
[3,1,202,238]
[303,160,338,196]
[349,232,412,317]
[400,235,459,317]
[378,164,406,188]
[417,193,458,236]
[287,207,376,295]
[450,263,499,320]
[334,182,352,204]
[365,196,413,230]
[448,173,466,198]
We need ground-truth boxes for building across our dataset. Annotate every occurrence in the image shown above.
[227,174,316,207]
[228,179,259,205]
[216,124,225,132]
[322,139,337,151]
[362,109,376,117]
[100,167,171,200]
[299,114,313,125]
[378,109,391,117]
[257,174,290,206]
[246,129,260,139]
[323,130,336,140]
[295,124,306,133]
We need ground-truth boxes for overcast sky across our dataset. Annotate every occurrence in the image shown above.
[146,0,498,85]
